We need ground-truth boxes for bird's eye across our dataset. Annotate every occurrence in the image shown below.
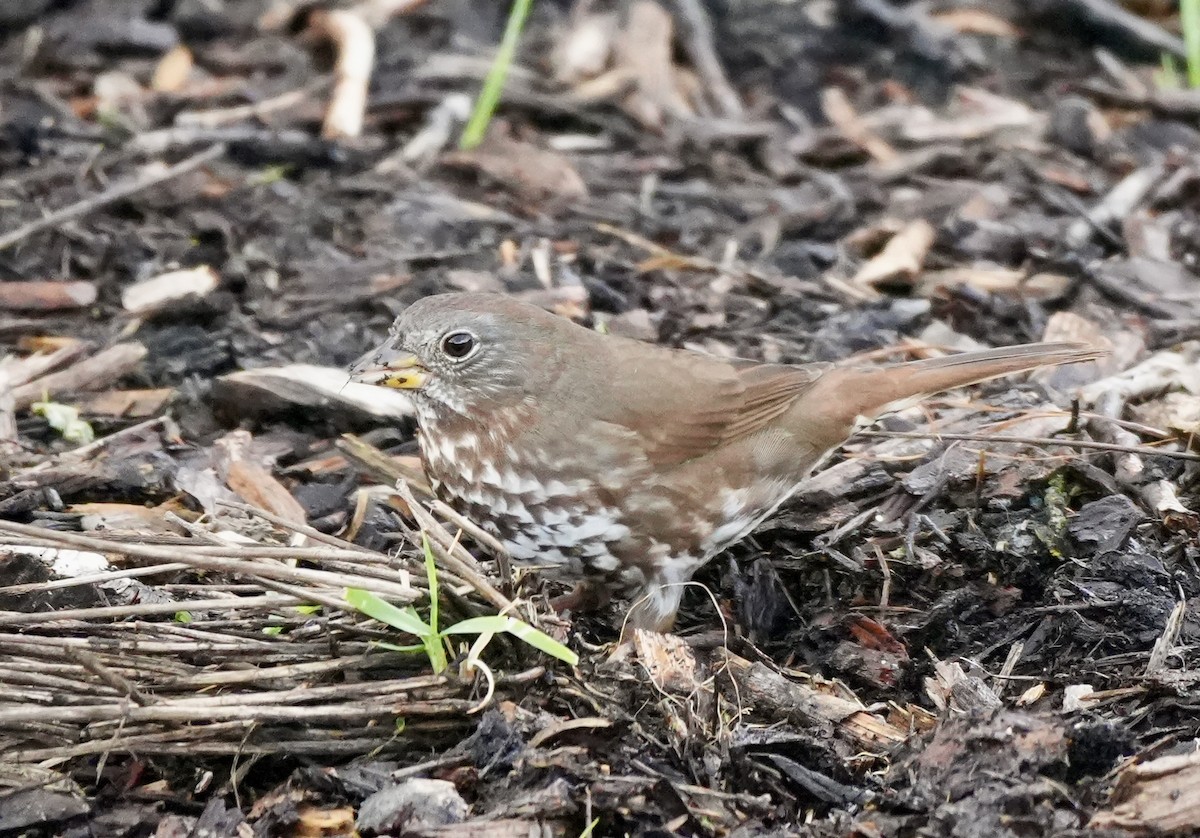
[440,331,477,360]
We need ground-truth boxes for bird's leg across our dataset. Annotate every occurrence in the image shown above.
[622,576,684,635]
[549,580,612,615]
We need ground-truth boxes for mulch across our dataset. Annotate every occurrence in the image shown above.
[1,0,1199,835]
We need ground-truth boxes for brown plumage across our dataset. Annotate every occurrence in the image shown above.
[350,293,1104,631]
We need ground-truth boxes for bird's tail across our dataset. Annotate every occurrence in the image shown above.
[806,342,1105,436]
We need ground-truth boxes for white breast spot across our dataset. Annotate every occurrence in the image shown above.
[506,497,533,523]
[602,523,631,542]
[542,479,585,497]
[540,548,567,565]
[560,514,627,544]
[504,538,537,560]
[479,461,502,486]
[499,469,543,497]
[590,553,620,572]
[537,507,572,527]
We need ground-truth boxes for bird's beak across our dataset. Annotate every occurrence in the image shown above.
[348,346,428,390]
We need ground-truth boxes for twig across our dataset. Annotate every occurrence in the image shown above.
[0,281,97,312]
[217,499,377,554]
[310,9,375,140]
[0,371,15,457]
[0,562,191,596]
[1145,598,1186,676]
[12,342,148,410]
[338,433,432,495]
[174,82,327,129]
[0,522,419,600]
[0,595,309,627]
[1029,0,1187,59]
[0,521,386,562]
[130,126,327,155]
[0,633,355,655]
[669,0,744,119]
[1065,162,1166,248]
[168,654,385,688]
[335,435,512,581]
[13,416,166,476]
[64,649,151,705]
[856,430,1200,462]
[430,497,513,583]
[395,481,514,613]
[0,697,473,725]
[0,145,226,252]
[822,86,897,164]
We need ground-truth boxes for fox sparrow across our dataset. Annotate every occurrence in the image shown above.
[350,293,1102,631]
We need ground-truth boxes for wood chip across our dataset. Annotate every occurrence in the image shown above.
[215,365,413,421]
[613,0,693,131]
[528,717,613,749]
[916,267,1071,301]
[1032,311,1113,390]
[719,650,906,748]
[924,653,1001,714]
[442,127,587,204]
[309,9,375,140]
[822,87,898,164]
[852,219,936,286]
[12,343,148,411]
[151,44,194,93]
[1090,748,1200,833]
[1145,599,1187,676]
[78,388,174,418]
[1,342,89,388]
[69,502,191,536]
[898,86,1043,143]
[930,9,1020,36]
[121,266,219,314]
[214,430,308,530]
[1017,683,1046,706]
[551,12,617,84]
[0,281,97,311]
[632,628,700,694]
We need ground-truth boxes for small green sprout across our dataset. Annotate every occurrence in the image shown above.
[1183,0,1200,88]
[346,533,577,677]
[32,400,94,444]
[459,0,534,149]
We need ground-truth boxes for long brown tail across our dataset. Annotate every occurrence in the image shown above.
[809,342,1106,431]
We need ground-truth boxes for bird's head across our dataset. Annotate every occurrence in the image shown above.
[349,292,567,415]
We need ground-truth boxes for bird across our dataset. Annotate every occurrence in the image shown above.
[349,292,1104,632]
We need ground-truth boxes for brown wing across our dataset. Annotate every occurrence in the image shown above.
[581,339,827,467]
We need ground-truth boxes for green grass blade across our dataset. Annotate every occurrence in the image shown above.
[419,533,451,672]
[376,641,428,653]
[1159,53,1181,89]
[421,533,439,632]
[1184,0,1200,88]
[345,588,432,638]
[423,633,448,673]
[459,0,534,149]
[444,615,579,666]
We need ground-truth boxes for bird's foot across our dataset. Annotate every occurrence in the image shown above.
[549,581,611,616]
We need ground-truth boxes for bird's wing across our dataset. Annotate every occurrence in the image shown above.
[589,343,826,467]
